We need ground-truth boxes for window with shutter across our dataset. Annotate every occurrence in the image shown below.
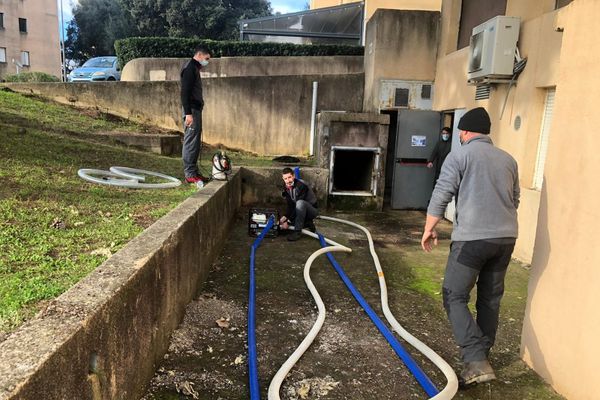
[533,89,556,190]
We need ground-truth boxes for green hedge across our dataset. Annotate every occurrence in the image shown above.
[3,72,60,83]
[114,37,364,68]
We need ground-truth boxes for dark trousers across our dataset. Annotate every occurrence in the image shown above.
[442,238,515,363]
[182,108,202,178]
[291,200,318,231]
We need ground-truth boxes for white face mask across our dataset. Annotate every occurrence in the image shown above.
[199,59,209,67]
[441,134,450,141]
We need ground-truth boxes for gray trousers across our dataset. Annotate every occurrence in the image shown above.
[292,200,318,231]
[182,108,202,178]
[442,238,515,363]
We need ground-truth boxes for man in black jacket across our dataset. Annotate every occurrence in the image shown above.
[279,168,318,241]
[427,127,453,183]
[180,46,211,186]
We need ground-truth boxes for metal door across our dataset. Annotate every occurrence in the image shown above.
[391,110,441,209]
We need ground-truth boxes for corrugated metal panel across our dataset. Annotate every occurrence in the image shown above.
[533,88,556,190]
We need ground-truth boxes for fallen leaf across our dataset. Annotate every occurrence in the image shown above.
[91,248,112,257]
[234,355,244,365]
[216,317,230,328]
[176,381,199,399]
[297,382,310,399]
[50,219,66,230]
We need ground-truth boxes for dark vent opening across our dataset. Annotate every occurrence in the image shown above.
[394,88,409,107]
[332,150,375,192]
[421,85,432,100]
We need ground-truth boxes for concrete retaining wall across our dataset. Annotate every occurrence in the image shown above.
[3,73,364,156]
[122,56,365,81]
[0,173,242,400]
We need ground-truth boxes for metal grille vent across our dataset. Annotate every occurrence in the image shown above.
[394,88,409,107]
[421,84,432,100]
[475,84,491,100]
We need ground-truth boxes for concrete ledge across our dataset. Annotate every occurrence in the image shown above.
[122,56,365,81]
[97,131,182,156]
[0,172,241,400]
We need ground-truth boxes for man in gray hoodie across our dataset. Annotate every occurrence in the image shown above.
[421,107,520,388]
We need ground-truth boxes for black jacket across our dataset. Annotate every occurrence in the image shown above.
[282,179,318,220]
[428,139,452,166]
[180,58,204,115]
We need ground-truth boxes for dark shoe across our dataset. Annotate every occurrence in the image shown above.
[305,220,316,233]
[459,360,496,389]
[287,231,302,241]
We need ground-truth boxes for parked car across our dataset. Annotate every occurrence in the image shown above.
[68,56,121,82]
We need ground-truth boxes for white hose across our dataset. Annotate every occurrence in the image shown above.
[289,226,346,248]
[267,244,352,400]
[78,167,181,189]
[318,215,458,399]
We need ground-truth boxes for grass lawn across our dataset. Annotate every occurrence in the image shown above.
[0,88,272,336]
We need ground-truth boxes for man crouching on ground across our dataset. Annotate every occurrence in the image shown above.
[279,167,318,241]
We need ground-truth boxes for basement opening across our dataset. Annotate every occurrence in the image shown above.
[329,146,379,196]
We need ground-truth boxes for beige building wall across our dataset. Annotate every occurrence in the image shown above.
[433,0,562,263]
[434,0,600,398]
[311,0,441,20]
[0,0,61,78]
[520,1,600,399]
[364,9,440,112]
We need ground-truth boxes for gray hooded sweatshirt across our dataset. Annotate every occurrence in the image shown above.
[427,135,520,241]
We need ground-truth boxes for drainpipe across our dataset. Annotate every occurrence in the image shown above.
[309,81,318,157]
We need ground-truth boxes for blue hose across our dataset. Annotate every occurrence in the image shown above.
[248,216,275,400]
[317,234,439,397]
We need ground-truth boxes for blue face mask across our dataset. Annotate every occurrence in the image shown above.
[442,134,450,141]
[200,59,209,67]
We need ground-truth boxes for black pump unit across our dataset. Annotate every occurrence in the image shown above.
[248,208,279,237]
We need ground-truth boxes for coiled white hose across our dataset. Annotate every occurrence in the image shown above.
[267,244,352,400]
[318,215,458,399]
[77,167,181,189]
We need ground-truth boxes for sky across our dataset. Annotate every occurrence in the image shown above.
[270,0,307,14]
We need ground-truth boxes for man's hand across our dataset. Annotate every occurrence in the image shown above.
[184,114,194,127]
[421,229,438,252]
[427,162,433,168]
[279,216,289,230]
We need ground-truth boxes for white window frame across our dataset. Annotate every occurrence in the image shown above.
[0,47,6,63]
[21,51,30,66]
[532,88,556,191]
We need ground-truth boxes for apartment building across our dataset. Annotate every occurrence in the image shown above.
[0,0,61,78]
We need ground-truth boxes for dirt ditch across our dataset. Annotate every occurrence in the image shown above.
[143,210,563,400]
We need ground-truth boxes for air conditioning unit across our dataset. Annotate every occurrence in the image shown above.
[468,16,521,81]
